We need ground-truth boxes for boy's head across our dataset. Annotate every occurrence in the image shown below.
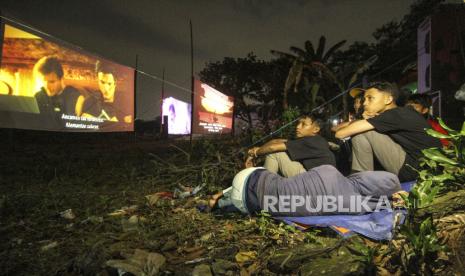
[354,93,364,114]
[406,93,431,117]
[296,113,322,138]
[363,81,399,114]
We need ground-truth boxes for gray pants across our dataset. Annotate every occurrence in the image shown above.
[257,165,401,216]
[264,152,306,177]
[218,165,401,216]
[351,130,406,175]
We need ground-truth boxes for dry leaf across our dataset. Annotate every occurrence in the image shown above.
[41,241,58,251]
[145,194,160,206]
[108,205,138,216]
[235,251,257,263]
[106,249,166,276]
[60,209,76,220]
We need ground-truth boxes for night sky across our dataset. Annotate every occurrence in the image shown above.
[1,0,416,120]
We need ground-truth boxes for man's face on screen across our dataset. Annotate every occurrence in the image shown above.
[98,72,116,102]
[42,72,64,97]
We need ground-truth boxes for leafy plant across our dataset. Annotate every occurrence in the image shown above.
[397,119,465,274]
[421,119,465,190]
[400,217,446,274]
[347,238,379,275]
[256,211,321,246]
[401,120,465,212]
[257,211,273,237]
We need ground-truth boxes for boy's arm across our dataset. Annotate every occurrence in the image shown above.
[335,119,375,139]
[331,121,351,132]
[268,139,287,144]
[249,139,288,157]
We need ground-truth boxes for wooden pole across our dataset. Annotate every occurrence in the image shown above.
[160,68,165,134]
[189,20,194,148]
[133,54,138,142]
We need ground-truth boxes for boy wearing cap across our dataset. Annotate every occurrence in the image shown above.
[406,93,449,146]
[246,114,336,178]
[335,81,442,182]
[331,88,364,132]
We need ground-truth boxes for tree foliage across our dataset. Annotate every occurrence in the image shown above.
[198,53,290,135]
[271,36,346,111]
[332,0,444,82]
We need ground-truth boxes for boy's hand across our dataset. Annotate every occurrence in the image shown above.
[362,111,379,119]
[244,156,255,168]
[392,191,409,208]
[248,147,259,157]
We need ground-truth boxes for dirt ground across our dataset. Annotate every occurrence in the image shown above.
[0,131,462,275]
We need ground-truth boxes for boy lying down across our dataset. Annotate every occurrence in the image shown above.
[209,165,402,216]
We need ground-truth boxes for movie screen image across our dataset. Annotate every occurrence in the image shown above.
[192,80,234,134]
[0,23,135,132]
[162,96,191,135]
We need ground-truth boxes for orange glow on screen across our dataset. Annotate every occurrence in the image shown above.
[4,25,40,39]
[200,83,233,114]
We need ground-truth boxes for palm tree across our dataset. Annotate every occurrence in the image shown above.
[271,36,346,111]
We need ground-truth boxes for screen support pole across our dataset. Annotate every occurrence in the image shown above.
[160,68,165,135]
[189,20,194,149]
[133,54,138,142]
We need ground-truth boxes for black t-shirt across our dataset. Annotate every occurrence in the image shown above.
[82,91,128,122]
[35,86,80,116]
[34,86,80,129]
[285,135,336,170]
[367,106,442,181]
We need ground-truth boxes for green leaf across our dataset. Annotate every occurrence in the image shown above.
[422,148,458,166]
[461,122,465,135]
[419,170,428,180]
[426,129,451,139]
[431,174,455,182]
[422,186,439,207]
[420,218,432,234]
[443,148,455,154]
[437,118,455,133]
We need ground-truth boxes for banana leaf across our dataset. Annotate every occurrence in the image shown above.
[426,129,451,139]
[437,118,456,134]
[422,148,458,166]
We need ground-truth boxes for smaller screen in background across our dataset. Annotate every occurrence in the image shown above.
[192,79,234,135]
[0,23,135,132]
[162,97,191,135]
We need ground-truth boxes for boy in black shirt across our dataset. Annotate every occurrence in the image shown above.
[247,114,336,177]
[335,82,441,181]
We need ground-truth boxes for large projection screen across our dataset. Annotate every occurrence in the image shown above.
[192,79,234,134]
[0,22,134,132]
[162,96,191,135]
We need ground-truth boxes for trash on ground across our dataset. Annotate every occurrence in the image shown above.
[106,249,166,276]
[108,205,138,216]
[60,209,76,220]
